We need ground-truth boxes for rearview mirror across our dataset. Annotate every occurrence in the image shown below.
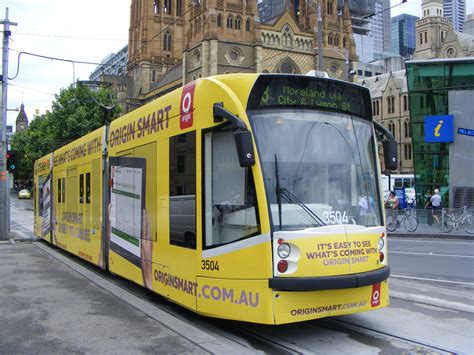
[234,131,255,167]
[383,140,397,171]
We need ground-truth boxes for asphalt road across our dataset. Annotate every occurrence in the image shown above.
[388,237,474,284]
[6,193,474,353]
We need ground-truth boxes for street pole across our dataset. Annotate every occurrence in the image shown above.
[317,1,324,72]
[0,8,17,240]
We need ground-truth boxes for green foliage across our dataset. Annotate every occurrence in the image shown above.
[10,84,121,181]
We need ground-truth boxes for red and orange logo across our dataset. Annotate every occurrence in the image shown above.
[180,81,196,129]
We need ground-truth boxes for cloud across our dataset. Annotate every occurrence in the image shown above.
[2,0,129,127]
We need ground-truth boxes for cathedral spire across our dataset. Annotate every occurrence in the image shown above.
[16,103,29,133]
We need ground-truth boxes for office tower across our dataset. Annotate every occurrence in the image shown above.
[391,14,419,58]
[443,0,465,32]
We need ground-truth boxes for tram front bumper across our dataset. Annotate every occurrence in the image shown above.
[268,265,390,291]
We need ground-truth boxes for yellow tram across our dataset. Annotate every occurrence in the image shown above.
[34,74,397,324]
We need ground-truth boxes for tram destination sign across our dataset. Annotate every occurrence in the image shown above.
[247,75,371,120]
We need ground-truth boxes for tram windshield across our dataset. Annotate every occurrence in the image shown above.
[249,109,383,230]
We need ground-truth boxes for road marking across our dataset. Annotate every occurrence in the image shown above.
[391,274,474,286]
[389,238,473,245]
[390,250,474,258]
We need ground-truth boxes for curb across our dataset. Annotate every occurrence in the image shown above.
[388,232,474,240]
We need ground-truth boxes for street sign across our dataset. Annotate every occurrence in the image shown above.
[424,115,454,143]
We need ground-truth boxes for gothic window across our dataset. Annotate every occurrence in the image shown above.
[235,16,241,30]
[164,0,172,14]
[154,0,159,14]
[343,36,346,47]
[279,61,295,73]
[334,34,339,46]
[404,144,412,160]
[403,95,408,111]
[404,120,411,138]
[420,95,424,109]
[227,15,233,29]
[424,31,427,43]
[387,96,396,114]
[217,14,222,27]
[164,31,172,51]
[372,101,376,115]
[419,32,423,44]
[246,18,250,31]
[327,0,333,15]
[176,0,182,16]
[376,100,380,115]
[388,121,395,138]
[328,33,333,45]
[151,69,157,82]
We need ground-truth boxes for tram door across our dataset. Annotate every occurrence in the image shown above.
[78,164,92,262]
[167,132,197,309]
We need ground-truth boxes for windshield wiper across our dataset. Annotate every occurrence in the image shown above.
[275,154,325,229]
[275,154,282,230]
[279,188,326,227]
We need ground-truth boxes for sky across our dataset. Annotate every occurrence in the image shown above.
[1,0,473,131]
[1,0,130,129]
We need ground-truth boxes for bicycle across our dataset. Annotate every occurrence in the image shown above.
[442,205,474,234]
[386,208,418,232]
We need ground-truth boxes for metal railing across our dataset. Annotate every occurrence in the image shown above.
[385,206,474,235]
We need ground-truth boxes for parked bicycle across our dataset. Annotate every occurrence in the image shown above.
[442,205,473,234]
[386,208,418,232]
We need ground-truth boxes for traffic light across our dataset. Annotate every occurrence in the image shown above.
[6,150,17,173]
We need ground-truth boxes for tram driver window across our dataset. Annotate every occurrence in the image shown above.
[169,132,196,249]
[203,130,260,248]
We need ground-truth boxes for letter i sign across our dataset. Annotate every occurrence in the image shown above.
[180,81,196,129]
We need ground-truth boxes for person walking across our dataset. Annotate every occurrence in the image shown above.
[430,189,442,224]
[424,191,433,226]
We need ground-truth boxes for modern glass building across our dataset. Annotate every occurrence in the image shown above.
[391,14,419,58]
[406,58,474,208]
[443,0,465,32]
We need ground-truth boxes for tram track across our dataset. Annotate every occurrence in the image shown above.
[37,241,466,354]
[323,318,457,354]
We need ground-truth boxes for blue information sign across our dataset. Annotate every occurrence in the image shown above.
[457,127,474,137]
[424,115,454,143]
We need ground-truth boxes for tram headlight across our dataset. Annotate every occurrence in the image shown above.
[277,243,291,259]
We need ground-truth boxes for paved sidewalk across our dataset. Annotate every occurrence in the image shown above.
[0,240,254,354]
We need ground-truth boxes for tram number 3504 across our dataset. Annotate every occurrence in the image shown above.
[323,210,349,224]
[201,260,220,271]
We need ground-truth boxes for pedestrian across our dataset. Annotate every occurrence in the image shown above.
[424,191,433,226]
[385,191,399,220]
[430,189,442,224]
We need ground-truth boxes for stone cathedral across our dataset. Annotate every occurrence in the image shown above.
[122,0,357,110]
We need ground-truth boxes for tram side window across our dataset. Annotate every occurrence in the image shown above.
[79,174,84,204]
[38,179,44,217]
[58,179,61,203]
[62,177,65,203]
[203,130,260,248]
[86,172,91,204]
[169,132,196,249]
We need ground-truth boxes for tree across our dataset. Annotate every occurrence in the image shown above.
[10,84,121,182]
